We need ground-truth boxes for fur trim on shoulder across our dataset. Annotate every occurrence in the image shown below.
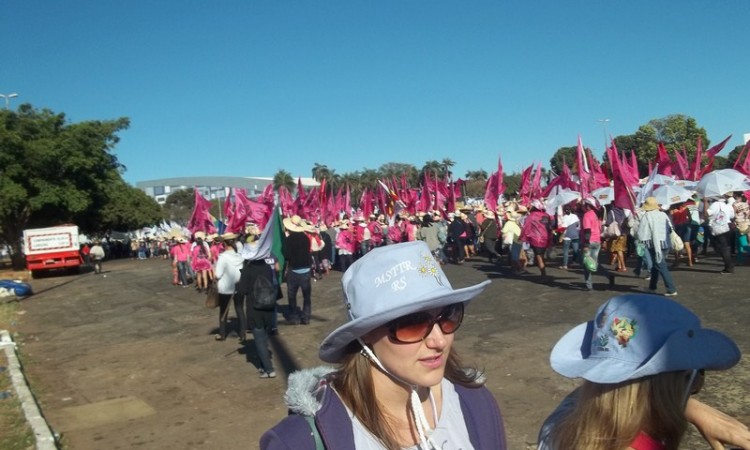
[284,366,337,416]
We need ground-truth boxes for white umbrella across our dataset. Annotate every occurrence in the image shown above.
[544,187,581,214]
[652,184,695,207]
[591,186,614,206]
[667,179,699,189]
[695,169,750,198]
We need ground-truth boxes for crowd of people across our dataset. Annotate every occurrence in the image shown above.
[79,190,750,448]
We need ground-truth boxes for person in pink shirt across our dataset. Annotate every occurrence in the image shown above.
[191,232,212,293]
[367,214,384,249]
[335,221,356,272]
[170,237,192,287]
[581,198,602,291]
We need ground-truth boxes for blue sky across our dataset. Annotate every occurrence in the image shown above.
[2,1,749,185]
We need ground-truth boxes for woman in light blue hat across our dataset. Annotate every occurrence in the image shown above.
[261,241,506,449]
[538,294,749,450]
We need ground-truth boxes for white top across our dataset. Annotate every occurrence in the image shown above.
[349,378,474,450]
[214,249,243,294]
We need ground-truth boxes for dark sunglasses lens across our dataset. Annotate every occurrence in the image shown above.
[392,303,464,343]
[438,303,464,334]
[392,312,432,343]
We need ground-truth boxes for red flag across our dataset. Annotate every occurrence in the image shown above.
[530,162,544,200]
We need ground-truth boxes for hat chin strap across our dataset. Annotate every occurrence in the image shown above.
[358,340,439,450]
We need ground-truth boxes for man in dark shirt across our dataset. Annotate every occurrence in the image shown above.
[282,215,313,325]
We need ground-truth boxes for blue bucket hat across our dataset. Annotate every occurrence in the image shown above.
[319,241,491,363]
[551,294,740,384]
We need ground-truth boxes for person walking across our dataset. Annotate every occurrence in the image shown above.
[521,199,553,279]
[637,197,678,296]
[558,206,580,270]
[213,233,244,341]
[283,215,313,325]
[581,198,602,291]
[707,195,736,274]
[90,240,105,274]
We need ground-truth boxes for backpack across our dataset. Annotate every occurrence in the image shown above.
[253,273,278,311]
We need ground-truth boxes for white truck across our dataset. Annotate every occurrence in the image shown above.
[22,225,84,277]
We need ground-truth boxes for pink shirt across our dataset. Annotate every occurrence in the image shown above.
[582,210,601,244]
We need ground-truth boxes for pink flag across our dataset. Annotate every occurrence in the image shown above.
[674,148,689,180]
[706,134,732,158]
[187,189,217,235]
[691,136,703,181]
[607,146,635,211]
[519,164,534,205]
[656,142,673,175]
[576,136,591,197]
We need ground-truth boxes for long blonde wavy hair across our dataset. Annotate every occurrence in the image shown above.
[330,344,483,449]
[550,371,689,450]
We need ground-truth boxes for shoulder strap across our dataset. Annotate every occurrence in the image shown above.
[455,384,507,450]
[303,415,326,450]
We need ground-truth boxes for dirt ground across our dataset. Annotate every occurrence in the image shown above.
[8,252,750,449]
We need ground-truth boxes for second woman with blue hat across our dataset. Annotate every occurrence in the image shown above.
[261,241,507,449]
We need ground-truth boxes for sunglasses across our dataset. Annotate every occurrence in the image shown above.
[387,303,464,344]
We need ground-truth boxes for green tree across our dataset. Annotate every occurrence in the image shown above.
[0,105,130,267]
[549,146,577,174]
[273,169,295,192]
[465,169,488,181]
[162,188,196,224]
[726,144,747,168]
[614,114,709,175]
[503,172,522,198]
[100,178,162,231]
[464,179,487,198]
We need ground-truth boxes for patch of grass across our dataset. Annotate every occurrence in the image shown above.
[0,300,35,449]
[0,352,35,450]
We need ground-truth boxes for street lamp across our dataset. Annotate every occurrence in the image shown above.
[0,93,19,110]
[598,118,610,151]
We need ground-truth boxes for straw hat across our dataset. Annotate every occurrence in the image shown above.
[283,215,306,232]
[641,197,660,211]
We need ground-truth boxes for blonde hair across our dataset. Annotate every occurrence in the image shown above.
[550,372,688,450]
[330,346,482,449]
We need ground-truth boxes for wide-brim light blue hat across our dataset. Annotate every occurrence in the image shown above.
[319,241,491,363]
[551,294,740,384]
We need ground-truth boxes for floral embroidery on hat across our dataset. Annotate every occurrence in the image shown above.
[418,253,444,286]
[611,317,637,347]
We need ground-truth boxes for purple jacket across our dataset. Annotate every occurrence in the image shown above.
[260,366,507,449]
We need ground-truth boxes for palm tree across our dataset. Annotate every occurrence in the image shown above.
[441,157,456,179]
[311,163,331,183]
[421,160,442,185]
[273,169,295,192]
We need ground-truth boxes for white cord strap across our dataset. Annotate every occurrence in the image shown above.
[359,340,439,449]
